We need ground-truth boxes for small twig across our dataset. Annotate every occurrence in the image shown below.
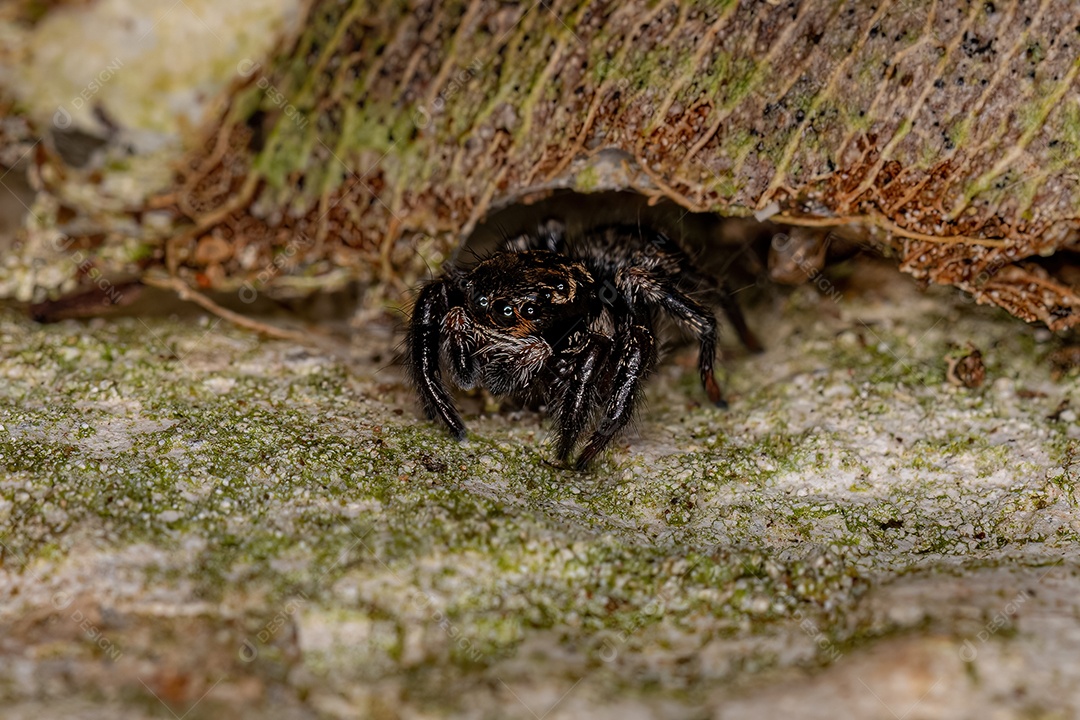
[142,275,314,343]
[771,212,1008,248]
[769,214,865,228]
[632,156,705,211]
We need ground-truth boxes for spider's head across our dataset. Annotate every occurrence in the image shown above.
[463,251,593,336]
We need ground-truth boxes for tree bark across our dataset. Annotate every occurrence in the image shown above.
[25,0,1080,326]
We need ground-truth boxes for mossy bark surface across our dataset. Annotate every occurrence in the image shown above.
[2,264,1079,718]
[5,1,1080,328]
[149,0,1080,327]
[3,5,1080,717]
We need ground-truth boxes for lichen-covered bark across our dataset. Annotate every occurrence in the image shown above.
[6,0,1080,327]
[2,269,1080,718]
[162,0,1080,326]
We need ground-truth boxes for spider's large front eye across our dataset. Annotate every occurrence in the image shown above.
[500,304,514,317]
[477,295,489,308]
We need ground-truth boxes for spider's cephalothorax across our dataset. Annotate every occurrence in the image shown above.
[405,220,761,469]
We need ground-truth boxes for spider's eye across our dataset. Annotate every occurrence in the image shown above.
[523,303,537,317]
[556,283,565,291]
[501,304,514,317]
[477,295,489,308]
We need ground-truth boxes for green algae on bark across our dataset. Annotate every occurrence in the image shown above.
[7,1,1080,333]
[1,264,1079,716]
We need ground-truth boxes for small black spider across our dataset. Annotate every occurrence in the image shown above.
[405,219,761,469]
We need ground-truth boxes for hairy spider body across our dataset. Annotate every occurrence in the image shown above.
[406,221,760,469]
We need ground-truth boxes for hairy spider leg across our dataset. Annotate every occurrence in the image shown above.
[661,290,727,408]
[617,272,729,408]
[576,325,656,469]
[408,280,467,440]
[551,333,611,461]
[712,280,764,353]
[674,265,763,354]
[501,218,566,253]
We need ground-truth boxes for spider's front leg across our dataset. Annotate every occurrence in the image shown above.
[407,279,467,440]
[575,324,655,469]
[549,333,611,462]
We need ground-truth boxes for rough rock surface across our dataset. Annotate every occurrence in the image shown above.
[2,260,1078,718]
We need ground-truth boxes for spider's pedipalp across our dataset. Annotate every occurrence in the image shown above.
[442,306,483,389]
[481,335,553,394]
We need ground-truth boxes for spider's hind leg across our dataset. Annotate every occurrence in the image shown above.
[677,265,763,354]
[503,218,567,253]
[714,281,763,353]
[619,270,730,408]
[658,285,729,407]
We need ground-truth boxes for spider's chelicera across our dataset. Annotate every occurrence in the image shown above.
[405,220,760,469]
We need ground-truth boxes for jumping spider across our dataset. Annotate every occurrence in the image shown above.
[405,220,760,469]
